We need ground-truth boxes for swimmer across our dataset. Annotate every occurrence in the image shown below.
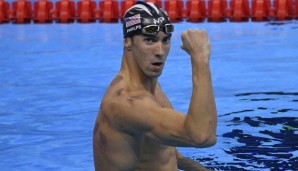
[93,1,217,171]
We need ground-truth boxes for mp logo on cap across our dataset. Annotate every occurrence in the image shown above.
[153,17,165,24]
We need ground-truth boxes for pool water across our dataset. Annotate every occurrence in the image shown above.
[0,21,297,171]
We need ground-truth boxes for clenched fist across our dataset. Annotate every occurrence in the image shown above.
[181,29,211,63]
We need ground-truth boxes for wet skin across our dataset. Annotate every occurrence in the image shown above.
[93,30,217,171]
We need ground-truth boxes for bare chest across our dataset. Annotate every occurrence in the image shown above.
[138,138,177,170]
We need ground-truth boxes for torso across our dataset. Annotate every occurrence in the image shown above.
[93,74,178,171]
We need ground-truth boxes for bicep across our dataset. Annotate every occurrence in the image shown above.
[144,107,196,147]
[109,97,196,147]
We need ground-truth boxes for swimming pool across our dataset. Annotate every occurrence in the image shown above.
[0,21,297,170]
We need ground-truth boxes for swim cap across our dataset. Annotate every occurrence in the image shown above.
[123,1,174,38]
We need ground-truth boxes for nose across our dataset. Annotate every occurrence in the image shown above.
[154,41,165,59]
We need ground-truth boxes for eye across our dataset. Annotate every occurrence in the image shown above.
[144,37,158,44]
[162,37,171,43]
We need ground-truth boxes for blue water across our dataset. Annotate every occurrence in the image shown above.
[0,21,298,171]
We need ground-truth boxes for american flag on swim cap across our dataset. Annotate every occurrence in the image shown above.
[125,14,141,28]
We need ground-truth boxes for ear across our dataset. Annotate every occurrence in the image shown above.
[124,38,132,51]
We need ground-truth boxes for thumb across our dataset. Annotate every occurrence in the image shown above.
[180,43,184,50]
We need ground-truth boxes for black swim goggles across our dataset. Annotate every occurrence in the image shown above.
[142,24,174,35]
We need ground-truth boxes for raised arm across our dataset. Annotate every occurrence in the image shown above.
[105,29,217,148]
[181,29,217,147]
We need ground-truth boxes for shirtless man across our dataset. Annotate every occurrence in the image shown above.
[93,1,217,171]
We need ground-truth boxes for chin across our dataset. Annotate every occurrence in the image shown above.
[149,72,162,78]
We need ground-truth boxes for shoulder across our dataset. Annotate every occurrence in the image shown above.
[101,86,160,133]
[102,89,159,118]
[102,75,160,111]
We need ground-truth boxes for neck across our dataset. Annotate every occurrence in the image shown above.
[120,50,158,94]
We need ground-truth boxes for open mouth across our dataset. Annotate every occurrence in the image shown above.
[152,62,163,66]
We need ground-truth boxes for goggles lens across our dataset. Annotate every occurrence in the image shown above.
[164,24,174,33]
[142,24,174,35]
[143,25,160,35]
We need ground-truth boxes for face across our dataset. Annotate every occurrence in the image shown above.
[129,31,172,78]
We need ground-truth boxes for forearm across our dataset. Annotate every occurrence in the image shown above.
[180,29,217,147]
[177,156,212,171]
[185,61,217,146]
